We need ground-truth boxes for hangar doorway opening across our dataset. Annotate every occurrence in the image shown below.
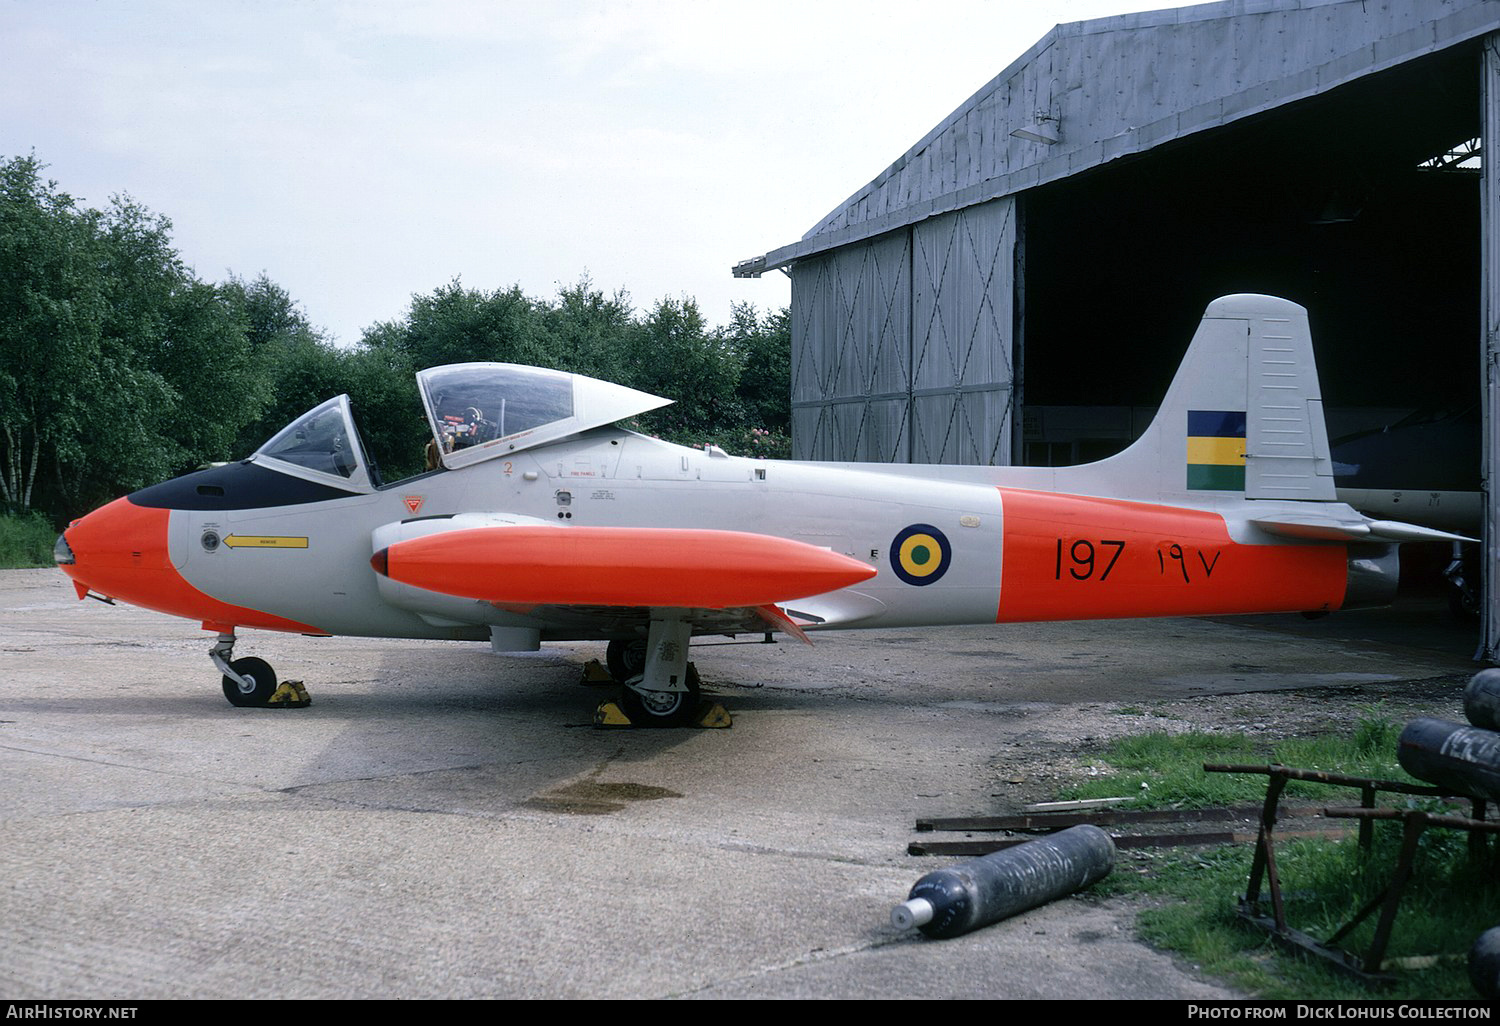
[1018,42,1482,475]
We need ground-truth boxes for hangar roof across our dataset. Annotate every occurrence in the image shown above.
[734,0,1500,277]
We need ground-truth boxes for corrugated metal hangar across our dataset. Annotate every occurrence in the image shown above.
[734,0,1500,658]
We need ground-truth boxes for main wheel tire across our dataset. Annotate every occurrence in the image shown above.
[617,674,700,727]
[605,638,648,682]
[222,656,277,707]
[1451,583,1481,622]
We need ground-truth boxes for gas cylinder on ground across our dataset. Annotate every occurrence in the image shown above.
[890,824,1115,939]
[1469,925,1500,999]
[1465,669,1500,732]
[1396,718,1500,802]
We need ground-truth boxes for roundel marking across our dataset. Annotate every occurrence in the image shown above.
[890,524,951,586]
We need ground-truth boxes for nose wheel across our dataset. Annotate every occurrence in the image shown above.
[209,632,281,708]
[221,657,278,707]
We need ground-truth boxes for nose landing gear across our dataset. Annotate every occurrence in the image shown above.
[210,632,270,706]
[209,632,309,707]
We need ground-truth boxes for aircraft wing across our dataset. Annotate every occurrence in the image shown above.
[1250,513,1476,545]
[370,524,877,640]
[479,601,814,644]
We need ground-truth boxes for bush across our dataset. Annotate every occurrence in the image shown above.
[0,512,58,568]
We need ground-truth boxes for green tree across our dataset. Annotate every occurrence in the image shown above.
[0,157,172,517]
[72,194,262,510]
[539,276,635,381]
[366,278,541,371]
[149,280,262,469]
[343,346,430,483]
[723,303,790,432]
[223,272,322,353]
[0,155,99,514]
[0,155,274,519]
[624,297,744,442]
[223,273,334,457]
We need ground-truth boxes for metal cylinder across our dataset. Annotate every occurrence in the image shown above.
[1469,926,1500,999]
[890,824,1115,939]
[1465,669,1500,731]
[1397,718,1500,801]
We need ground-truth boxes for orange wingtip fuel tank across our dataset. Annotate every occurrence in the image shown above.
[372,526,878,608]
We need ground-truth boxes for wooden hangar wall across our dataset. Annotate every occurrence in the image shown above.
[788,198,1017,465]
[1483,39,1500,663]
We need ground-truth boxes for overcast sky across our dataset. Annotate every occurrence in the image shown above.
[3,0,1182,346]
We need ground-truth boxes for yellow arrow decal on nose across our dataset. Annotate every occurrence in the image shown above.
[223,535,309,549]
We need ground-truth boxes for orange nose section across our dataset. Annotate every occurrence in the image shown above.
[60,497,176,602]
[59,496,325,634]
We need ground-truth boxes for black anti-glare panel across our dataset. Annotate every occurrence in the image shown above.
[128,461,359,511]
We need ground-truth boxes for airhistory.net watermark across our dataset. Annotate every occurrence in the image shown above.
[5,1007,137,1019]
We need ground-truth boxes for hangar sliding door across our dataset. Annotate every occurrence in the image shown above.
[911,199,1017,465]
[789,196,1017,465]
[1483,33,1500,662]
[789,231,911,461]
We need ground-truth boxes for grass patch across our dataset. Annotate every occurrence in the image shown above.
[1065,707,1493,999]
[1121,827,1495,999]
[1061,705,1418,808]
[0,512,57,568]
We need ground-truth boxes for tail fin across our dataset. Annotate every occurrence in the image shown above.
[1061,294,1336,504]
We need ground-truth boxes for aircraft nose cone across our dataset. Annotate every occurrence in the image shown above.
[55,494,327,635]
[58,497,175,601]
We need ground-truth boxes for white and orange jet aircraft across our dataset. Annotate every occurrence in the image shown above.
[55,295,1466,724]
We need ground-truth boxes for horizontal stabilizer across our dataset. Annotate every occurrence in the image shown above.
[1251,514,1476,545]
[1365,520,1478,544]
[372,526,877,609]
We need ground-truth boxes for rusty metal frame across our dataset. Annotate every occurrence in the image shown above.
[1205,763,1492,985]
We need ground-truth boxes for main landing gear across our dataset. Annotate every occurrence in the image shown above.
[598,621,728,728]
[1445,542,1481,623]
[605,637,648,681]
[209,632,309,708]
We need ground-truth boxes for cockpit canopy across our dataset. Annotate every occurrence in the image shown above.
[417,363,672,470]
[251,363,673,489]
[254,394,376,490]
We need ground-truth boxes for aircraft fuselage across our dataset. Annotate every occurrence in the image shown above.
[64,425,1350,646]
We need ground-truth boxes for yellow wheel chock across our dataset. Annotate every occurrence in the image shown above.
[580,659,616,685]
[593,698,732,729]
[267,680,311,708]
